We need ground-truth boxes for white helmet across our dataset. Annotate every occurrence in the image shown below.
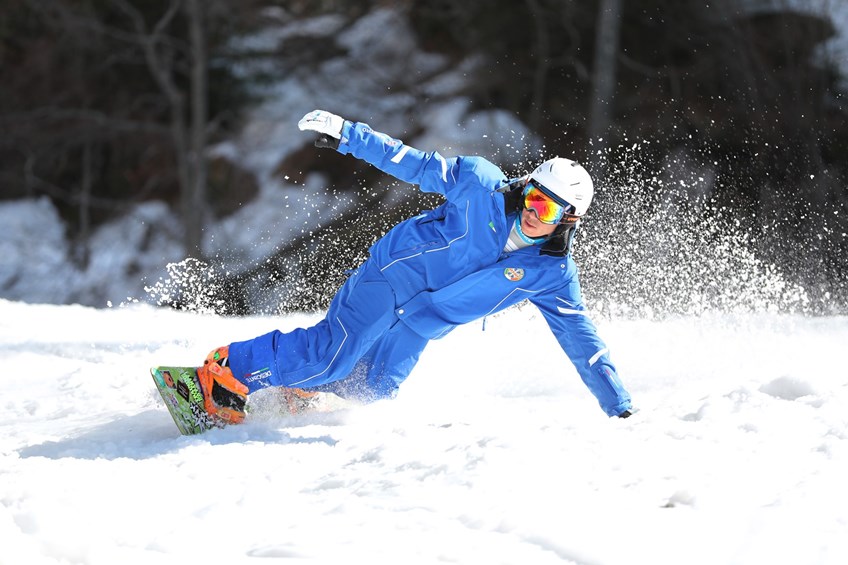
[528,157,594,217]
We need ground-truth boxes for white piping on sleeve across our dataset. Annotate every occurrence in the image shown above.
[556,296,588,316]
[557,307,589,315]
[436,154,448,182]
[391,145,410,163]
[588,348,609,366]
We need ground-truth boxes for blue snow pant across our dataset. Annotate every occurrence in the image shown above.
[227,259,429,402]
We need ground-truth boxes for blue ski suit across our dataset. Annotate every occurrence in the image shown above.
[228,121,632,417]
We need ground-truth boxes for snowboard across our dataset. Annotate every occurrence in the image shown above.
[151,366,229,435]
[152,366,359,435]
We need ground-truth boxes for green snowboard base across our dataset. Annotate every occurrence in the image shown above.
[151,366,228,435]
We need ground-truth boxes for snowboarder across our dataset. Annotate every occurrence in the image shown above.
[196,110,633,424]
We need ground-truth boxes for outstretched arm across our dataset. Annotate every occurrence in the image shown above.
[298,109,460,197]
[531,281,633,418]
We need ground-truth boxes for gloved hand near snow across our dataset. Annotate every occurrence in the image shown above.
[298,109,345,149]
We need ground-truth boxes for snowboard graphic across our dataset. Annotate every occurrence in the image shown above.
[152,366,358,435]
[151,366,227,435]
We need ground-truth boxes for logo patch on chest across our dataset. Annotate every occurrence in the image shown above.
[503,268,525,282]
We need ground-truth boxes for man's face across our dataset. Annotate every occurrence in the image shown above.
[520,207,558,238]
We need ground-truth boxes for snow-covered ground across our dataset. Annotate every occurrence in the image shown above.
[2,299,847,564]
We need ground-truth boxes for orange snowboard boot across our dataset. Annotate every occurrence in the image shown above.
[197,346,249,425]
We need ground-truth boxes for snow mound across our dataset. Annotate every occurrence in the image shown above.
[0,198,73,303]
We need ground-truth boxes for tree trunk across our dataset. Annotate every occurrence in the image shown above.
[74,139,93,269]
[589,0,624,164]
[524,0,550,133]
[121,0,206,259]
[184,0,207,259]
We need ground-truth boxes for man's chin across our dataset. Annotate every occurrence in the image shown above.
[522,222,542,237]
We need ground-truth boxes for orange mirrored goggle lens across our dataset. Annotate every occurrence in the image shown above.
[522,181,577,224]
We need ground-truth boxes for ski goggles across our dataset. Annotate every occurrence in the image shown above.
[522,180,579,224]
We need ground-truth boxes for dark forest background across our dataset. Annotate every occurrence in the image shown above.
[1,0,847,312]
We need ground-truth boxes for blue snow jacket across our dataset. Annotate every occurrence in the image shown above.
[332,122,632,417]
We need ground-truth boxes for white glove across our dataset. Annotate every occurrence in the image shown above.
[298,110,344,139]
